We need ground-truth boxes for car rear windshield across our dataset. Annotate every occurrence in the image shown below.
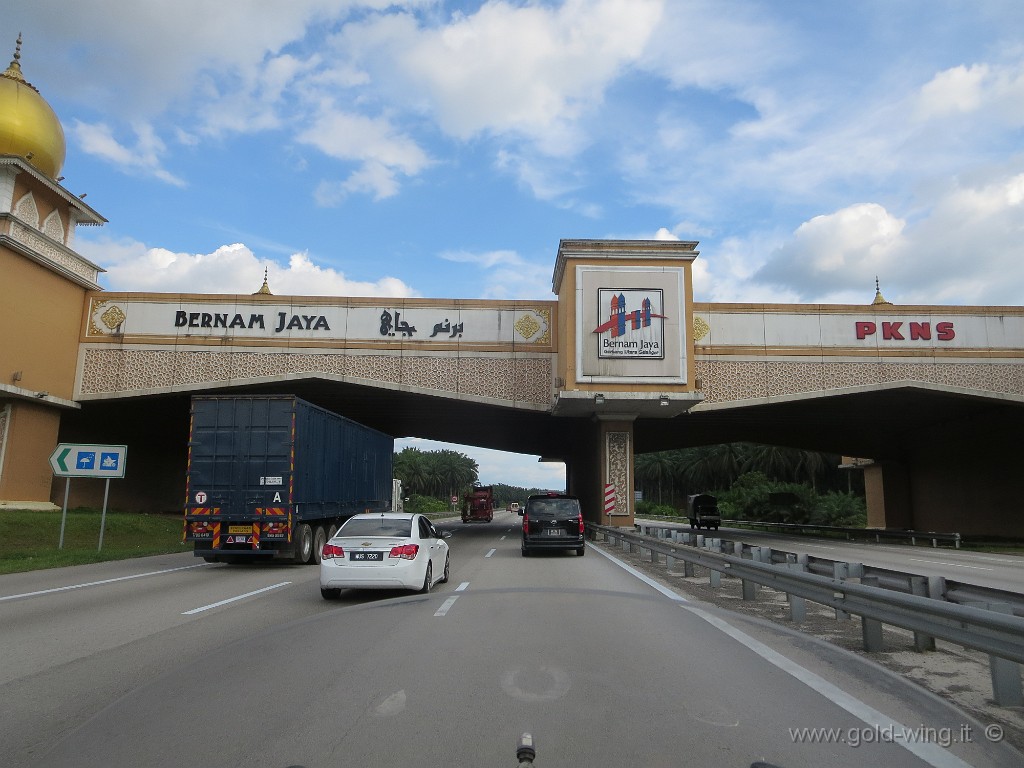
[527,498,580,519]
[338,518,413,537]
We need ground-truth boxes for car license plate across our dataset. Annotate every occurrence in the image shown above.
[544,528,563,536]
[228,525,252,534]
[351,551,383,561]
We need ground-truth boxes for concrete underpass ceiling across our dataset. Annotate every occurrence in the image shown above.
[635,383,1024,459]
[68,380,1024,465]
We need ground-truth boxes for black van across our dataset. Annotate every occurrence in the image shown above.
[520,493,585,557]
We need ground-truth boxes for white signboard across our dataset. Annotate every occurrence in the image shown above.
[695,310,1024,350]
[49,443,128,478]
[576,266,688,384]
[87,298,552,347]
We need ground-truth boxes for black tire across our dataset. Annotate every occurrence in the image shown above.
[440,554,450,583]
[312,526,327,564]
[327,524,339,539]
[419,563,433,594]
[320,587,341,600]
[202,556,218,563]
[576,546,585,557]
[521,548,530,557]
[295,523,314,564]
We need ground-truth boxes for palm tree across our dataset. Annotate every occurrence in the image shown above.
[634,451,675,504]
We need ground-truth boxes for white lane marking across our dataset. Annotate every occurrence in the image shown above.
[434,596,459,617]
[456,582,470,592]
[683,604,970,768]
[485,548,497,558]
[0,563,208,603]
[588,544,688,603]
[907,558,992,571]
[500,535,507,540]
[594,544,968,768]
[181,582,291,615]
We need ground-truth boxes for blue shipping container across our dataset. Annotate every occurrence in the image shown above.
[184,395,393,563]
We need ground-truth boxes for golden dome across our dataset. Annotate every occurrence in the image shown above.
[0,35,66,179]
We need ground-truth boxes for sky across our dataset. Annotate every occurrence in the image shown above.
[7,0,1024,488]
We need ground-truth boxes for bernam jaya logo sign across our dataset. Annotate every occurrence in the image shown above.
[592,289,667,359]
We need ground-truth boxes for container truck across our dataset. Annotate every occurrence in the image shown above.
[462,485,494,523]
[183,395,393,564]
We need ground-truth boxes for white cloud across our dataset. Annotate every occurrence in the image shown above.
[300,109,432,201]
[916,60,1024,126]
[340,0,662,156]
[439,249,553,299]
[744,166,1024,305]
[73,120,185,186]
[77,237,418,297]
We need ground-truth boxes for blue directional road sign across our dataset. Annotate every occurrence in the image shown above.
[49,444,127,478]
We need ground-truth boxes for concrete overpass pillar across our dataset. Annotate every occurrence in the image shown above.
[864,462,912,529]
[566,417,635,527]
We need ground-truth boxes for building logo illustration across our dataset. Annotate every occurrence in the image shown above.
[593,288,666,359]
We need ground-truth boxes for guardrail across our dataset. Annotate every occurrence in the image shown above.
[635,520,1024,619]
[639,515,962,548]
[590,523,1024,707]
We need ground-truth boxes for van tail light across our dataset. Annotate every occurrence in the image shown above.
[322,543,345,559]
[577,517,585,535]
[389,544,419,560]
[522,512,529,533]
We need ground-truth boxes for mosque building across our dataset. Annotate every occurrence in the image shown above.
[1,35,106,508]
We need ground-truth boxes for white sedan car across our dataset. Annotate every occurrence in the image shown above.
[319,513,450,599]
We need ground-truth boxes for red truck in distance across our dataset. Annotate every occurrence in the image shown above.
[462,485,494,523]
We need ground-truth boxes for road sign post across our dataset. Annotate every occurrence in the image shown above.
[48,443,128,551]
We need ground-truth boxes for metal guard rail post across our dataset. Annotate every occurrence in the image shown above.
[633,520,1024,619]
[589,523,1024,706]
[638,516,961,548]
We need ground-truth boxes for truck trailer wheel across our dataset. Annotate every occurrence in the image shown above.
[312,526,327,564]
[295,523,314,564]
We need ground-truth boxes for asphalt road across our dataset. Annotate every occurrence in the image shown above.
[2,510,1020,768]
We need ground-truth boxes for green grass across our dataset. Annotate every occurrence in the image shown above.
[0,508,191,575]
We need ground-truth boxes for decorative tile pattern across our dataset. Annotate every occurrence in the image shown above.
[79,348,554,406]
[9,219,99,284]
[42,209,65,244]
[694,359,1024,403]
[606,431,630,516]
[76,348,1024,409]
[14,192,38,227]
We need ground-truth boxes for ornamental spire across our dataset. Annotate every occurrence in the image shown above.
[871,276,892,306]
[253,267,273,295]
[2,34,38,92]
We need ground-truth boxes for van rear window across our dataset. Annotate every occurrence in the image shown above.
[527,499,580,519]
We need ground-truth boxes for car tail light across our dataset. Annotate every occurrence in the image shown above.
[389,544,419,560]
[577,517,584,534]
[522,512,529,533]
[322,543,345,559]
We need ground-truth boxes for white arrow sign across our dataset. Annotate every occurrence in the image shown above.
[49,443,128,478]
